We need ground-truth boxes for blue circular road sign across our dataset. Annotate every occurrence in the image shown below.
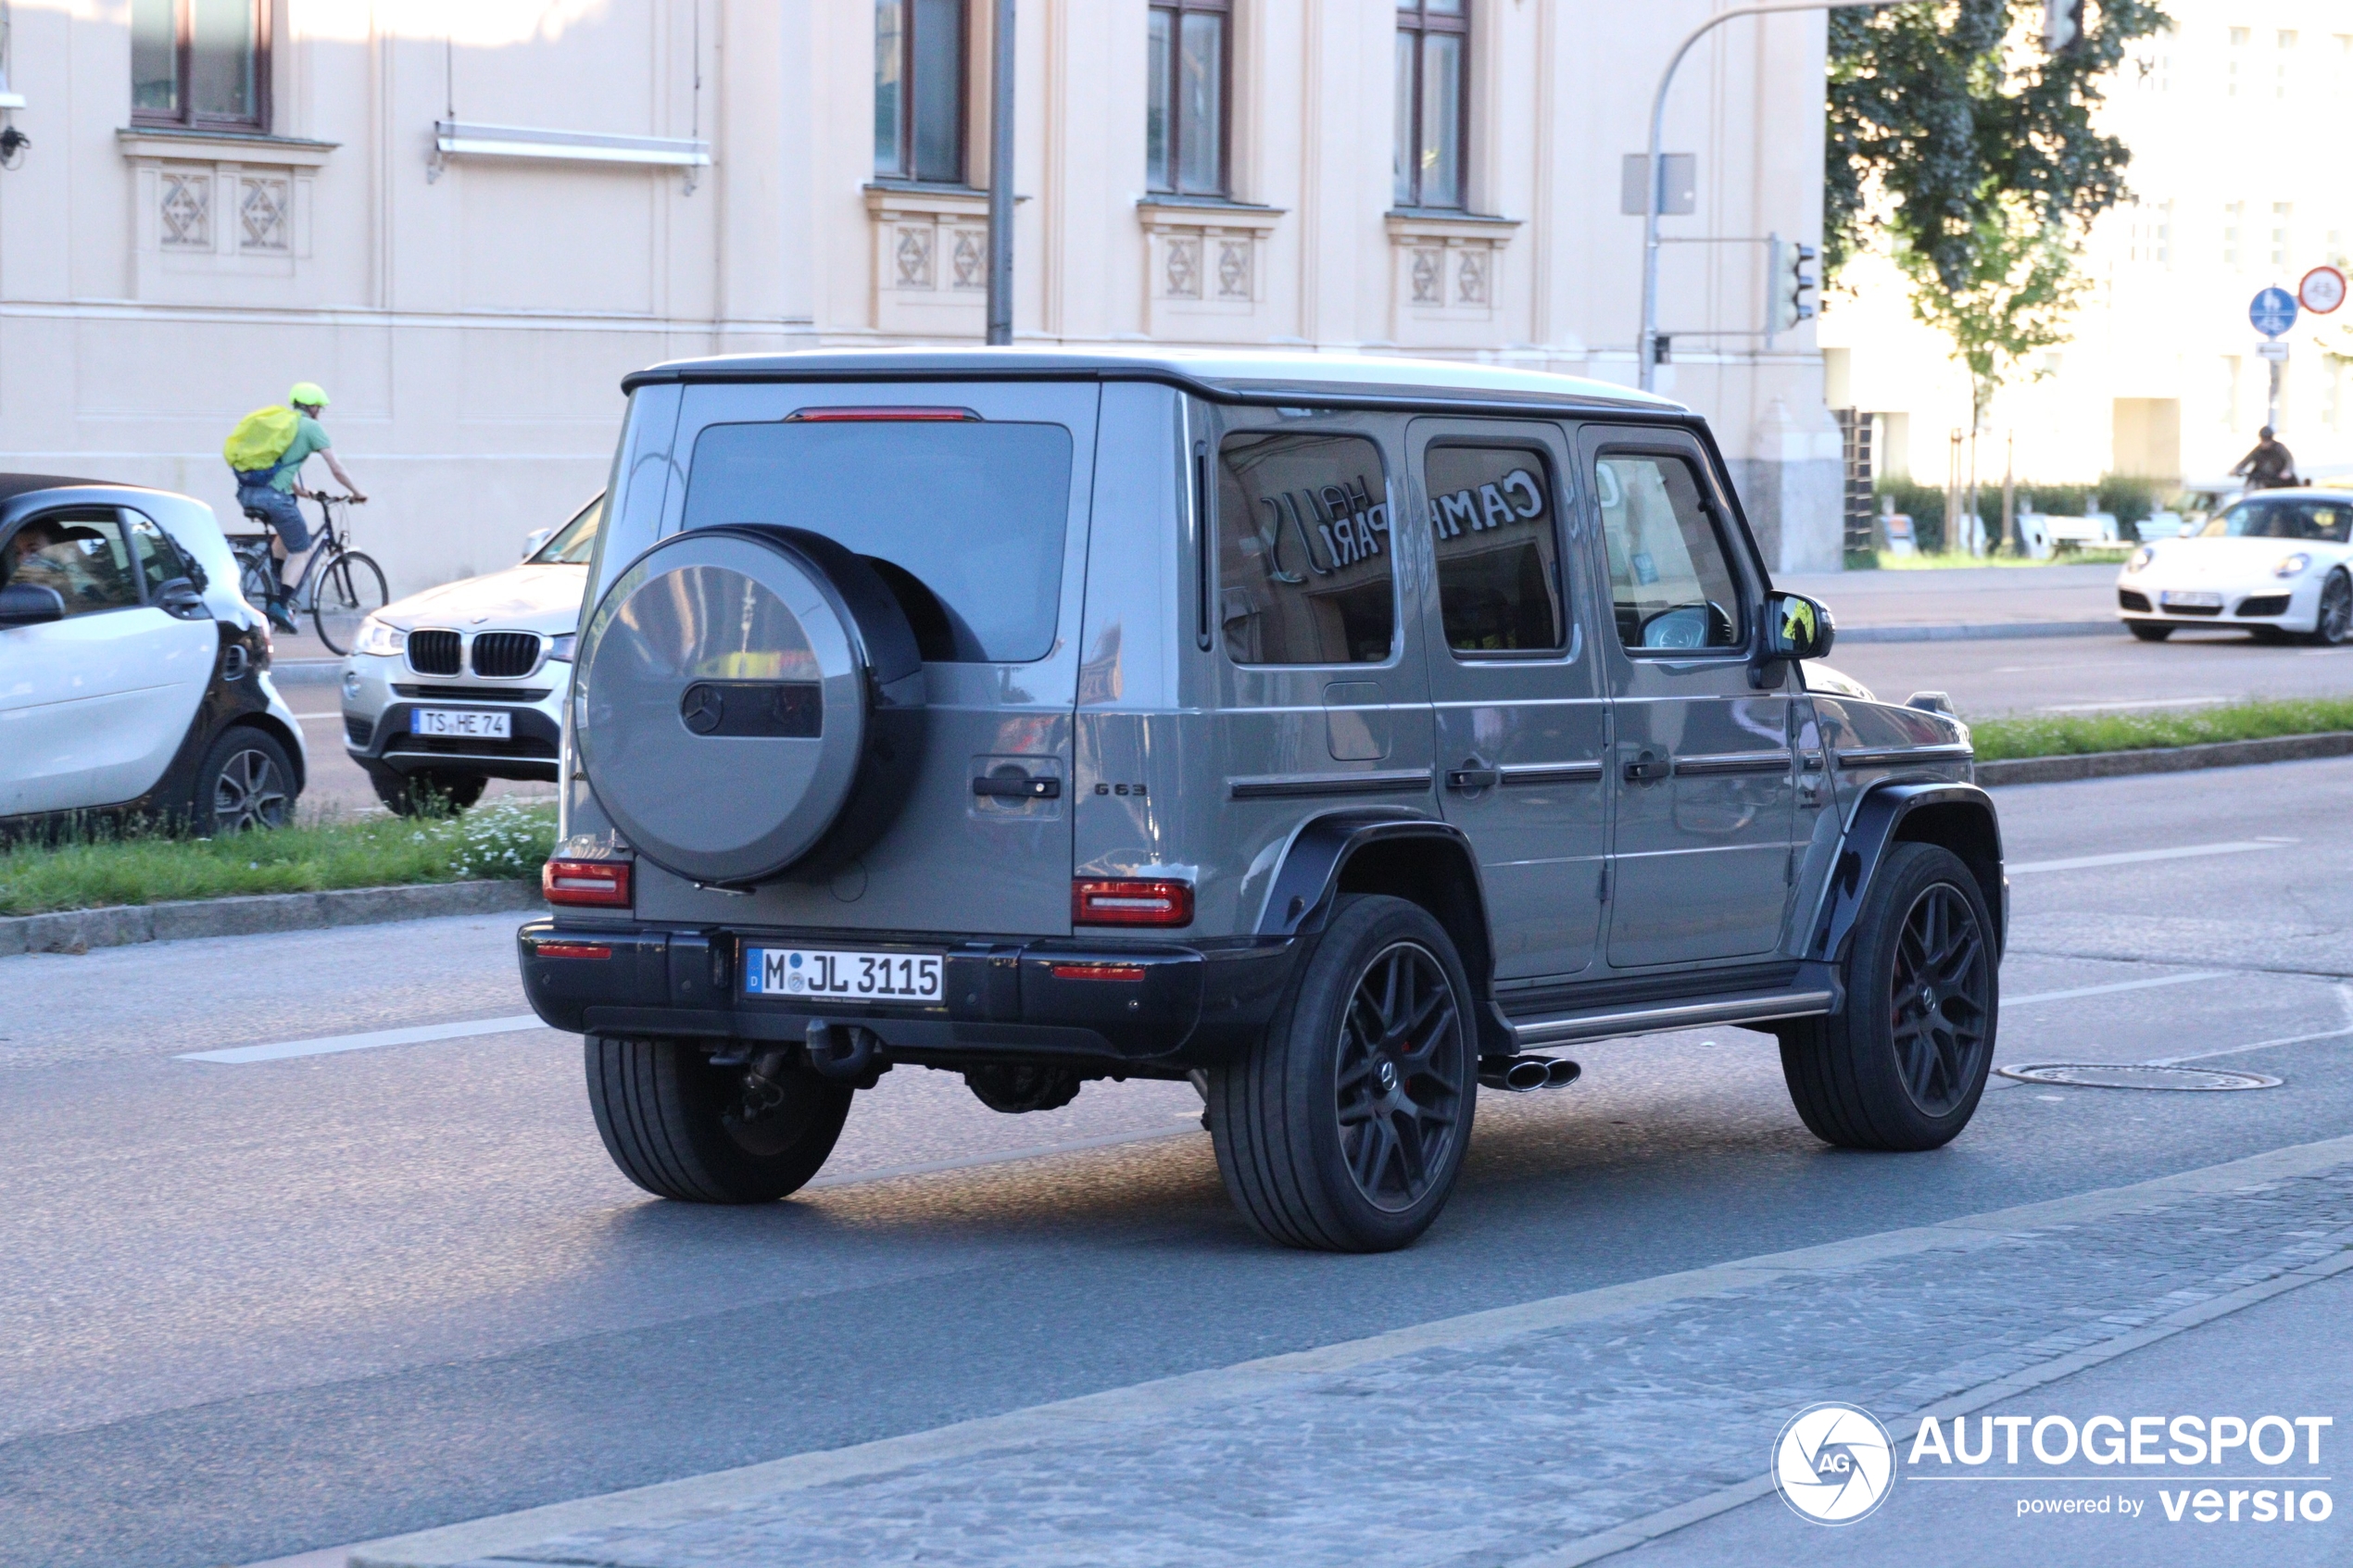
[2251,286,2299,337]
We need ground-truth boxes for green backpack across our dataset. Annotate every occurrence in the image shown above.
[223,405,300,475]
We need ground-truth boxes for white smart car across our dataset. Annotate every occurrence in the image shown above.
[2116,487,2353,645]
[337,494,598,813]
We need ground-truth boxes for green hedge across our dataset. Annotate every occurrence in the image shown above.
[1969,696,2353,763]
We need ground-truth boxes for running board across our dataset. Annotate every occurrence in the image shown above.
[1504,988,1835,1048]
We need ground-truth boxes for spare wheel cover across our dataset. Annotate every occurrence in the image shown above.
[575,525,923,884]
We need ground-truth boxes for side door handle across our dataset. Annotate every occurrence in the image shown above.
[1623,749,1671,784]
[1445,765,1502,792]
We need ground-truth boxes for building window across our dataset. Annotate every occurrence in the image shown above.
[1147,0,1230,196]
[132,0,267,131]
[875,0,966,183]
[1393,1,1467,210]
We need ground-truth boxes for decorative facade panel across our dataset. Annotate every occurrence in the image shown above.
[1137,200,1284,342]
[1385,213,1520,348]
[865,185,991,336]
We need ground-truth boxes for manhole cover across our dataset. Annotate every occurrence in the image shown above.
[1997,1063,2283,1091]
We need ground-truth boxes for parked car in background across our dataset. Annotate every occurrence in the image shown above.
[339,493,600,813]
[2117,487,2353,644]
[0,473,307,834]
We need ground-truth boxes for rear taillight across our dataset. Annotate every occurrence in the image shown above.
[543,858,632,908]
[1072,878,1193,928]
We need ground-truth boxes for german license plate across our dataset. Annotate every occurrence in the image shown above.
[744,947,943,1002]
[409,708,512,738]
[2160,591,2223,609]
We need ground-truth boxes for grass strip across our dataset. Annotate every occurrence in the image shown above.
[0,800,555,917]
[1969,695,2353,762]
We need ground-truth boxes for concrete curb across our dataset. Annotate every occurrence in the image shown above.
[0,880,543,958]
[344,1132,2353,1568]
[1978,729,2353,786]
[1836,618,2117,644]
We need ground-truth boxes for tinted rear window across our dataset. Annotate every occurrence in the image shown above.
[682,420,1075,662]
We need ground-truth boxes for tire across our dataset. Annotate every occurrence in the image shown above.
[2126,621,2172,642]
[190,726,297,834]
[1208,894,1478,1252]
[585,1036,852,1202]
[311,550,389,655]
[2308,571,2352,646]
[1779,842,1997,1152]
[368,765,487,817]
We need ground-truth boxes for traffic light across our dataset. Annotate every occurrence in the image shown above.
[2043,0,2084,53]
[1767,235,1818,337]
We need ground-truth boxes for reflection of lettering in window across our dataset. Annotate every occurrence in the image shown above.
[1427,446,1566,653]
[1217,431,1394,664]
[1596,454,1744,651]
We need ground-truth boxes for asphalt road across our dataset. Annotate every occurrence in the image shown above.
[4,759,2352,1567]
[1819,630,2353,720]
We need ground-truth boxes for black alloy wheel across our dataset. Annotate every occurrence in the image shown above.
[1335,941,1469,1213]
[193,727,296,834]
[2311,571,2352,646]
[1777,841,1998,1152]
[1887,882,1993,1117]
[1209,894,1479,1251]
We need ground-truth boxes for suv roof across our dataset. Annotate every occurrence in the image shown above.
[622,345,1681,414]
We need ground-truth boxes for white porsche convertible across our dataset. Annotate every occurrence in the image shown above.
[2116,487,2353,645]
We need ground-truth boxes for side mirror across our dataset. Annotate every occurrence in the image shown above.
[1767,592,1835,660]
[0,582,66,629]
[520,528,554,562]
[155,576,212,621]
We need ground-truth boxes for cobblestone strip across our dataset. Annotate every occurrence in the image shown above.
[349,1135,2353,1568]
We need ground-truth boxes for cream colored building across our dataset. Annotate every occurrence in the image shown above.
[1825,1,2353,495]
[0,0,1843,595]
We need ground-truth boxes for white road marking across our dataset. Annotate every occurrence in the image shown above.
[2035,696,2229,712]
[178,1013,547,1064]
[2008,838,2295,875]
[2006,972,2224,1008]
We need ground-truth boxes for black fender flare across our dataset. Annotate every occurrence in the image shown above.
[1806,781,2006,965]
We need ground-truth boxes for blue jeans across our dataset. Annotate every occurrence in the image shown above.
[233,476,312,555]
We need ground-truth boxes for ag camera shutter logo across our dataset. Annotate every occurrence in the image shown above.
[1774,1403,1897,1524]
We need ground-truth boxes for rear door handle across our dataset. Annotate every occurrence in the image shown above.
[973,774,1060,799]
[1623,749,1671,784]
[1445,767,1502,792]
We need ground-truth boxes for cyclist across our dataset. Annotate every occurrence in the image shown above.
[224,382,367,631]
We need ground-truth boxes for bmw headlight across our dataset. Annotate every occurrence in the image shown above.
[2274,552,2312,579]
[353,615,408,657]
[2126,546,2154,573]
[547,633,577,662]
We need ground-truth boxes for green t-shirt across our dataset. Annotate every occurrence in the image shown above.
[270,415,332,493]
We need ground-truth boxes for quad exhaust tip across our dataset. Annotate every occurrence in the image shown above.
[1480,1054,1581,1093]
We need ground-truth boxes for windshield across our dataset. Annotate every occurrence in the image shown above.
[681,420,1075,662]
[2196,497,2353,543]
[532,493,605,564]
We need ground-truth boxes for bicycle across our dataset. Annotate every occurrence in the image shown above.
[231,490,388,655]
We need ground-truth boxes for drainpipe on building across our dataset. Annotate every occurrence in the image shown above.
[987,0,1015,347]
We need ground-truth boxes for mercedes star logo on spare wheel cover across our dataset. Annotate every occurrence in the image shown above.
[679,683,724,734]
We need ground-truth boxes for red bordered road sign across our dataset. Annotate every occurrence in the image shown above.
[2300,265,2347,315]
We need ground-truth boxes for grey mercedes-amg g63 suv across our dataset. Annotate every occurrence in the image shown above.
[518,348,2001,1252]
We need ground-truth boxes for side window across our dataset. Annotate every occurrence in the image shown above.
[1595,453,1746,652]
[1427,445,1566,654]
[1217,431,1394,665]
[1,512,145,618]
[128,511,196,597]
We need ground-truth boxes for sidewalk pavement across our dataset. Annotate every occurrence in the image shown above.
[350,1135,2353,1568]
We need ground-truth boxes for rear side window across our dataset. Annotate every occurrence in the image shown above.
[1216,431,1393,665]
[1426,445,1567,654]
[2,510,144,617]
[128,511,196,597]
[1595,453,1745,651]
[682,420,1075,662]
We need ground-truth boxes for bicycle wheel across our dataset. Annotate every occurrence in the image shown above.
[311,549,389,655]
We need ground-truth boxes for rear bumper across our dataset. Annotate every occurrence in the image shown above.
[516,920,1302,1070]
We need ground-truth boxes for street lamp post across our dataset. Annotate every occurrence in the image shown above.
[986,0,1016,347]
[1637,0,1909,393]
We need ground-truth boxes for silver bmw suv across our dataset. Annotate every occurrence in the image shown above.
[519,349,2002,1251]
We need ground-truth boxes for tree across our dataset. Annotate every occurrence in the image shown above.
[1827,0,2171,540]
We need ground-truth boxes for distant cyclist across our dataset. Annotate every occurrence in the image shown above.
[223,382,367,631]
[2231,426,2300,493]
